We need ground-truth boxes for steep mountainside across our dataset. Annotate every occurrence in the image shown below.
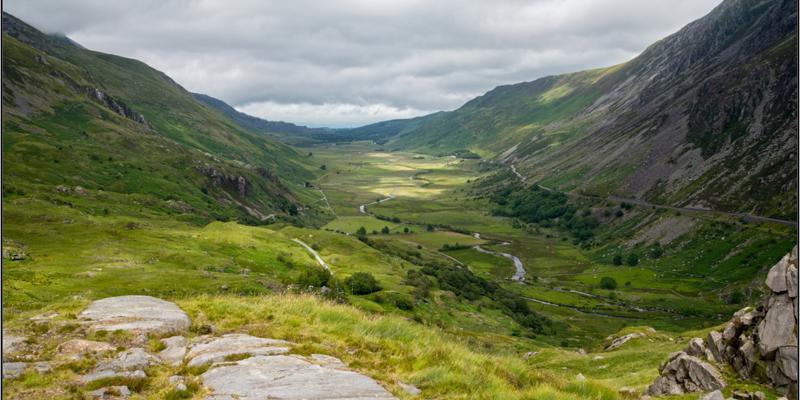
[192,92,327,137]
[364,0,797,219]
[2,13,320,224]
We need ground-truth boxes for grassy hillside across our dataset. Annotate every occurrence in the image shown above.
[2,13,323,225]
[345,0,798,219]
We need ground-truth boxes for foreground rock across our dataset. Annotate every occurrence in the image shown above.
[647,246,799,399]
[2,330,27,356]
[80,348,157,384]
[57,339,116,359]
[186,333,291,367]
[646,352,725,395]
[201,354,395,400]
[78,295,190,337]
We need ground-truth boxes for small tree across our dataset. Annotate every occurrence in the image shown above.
[626,253,640,266]
[346,272,381,295]
[320,164,327,170]
[600,277,618,290]
[426,224,434,232]
[356,226,367,236]
[381,226,390,234]
[403,227,409,233]
[612,254,623,266]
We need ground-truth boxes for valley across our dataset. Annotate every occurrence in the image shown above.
[2,1,797,398]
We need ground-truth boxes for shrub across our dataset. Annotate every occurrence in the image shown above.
[381,226,390,234]
[612,254,622,265]
[356,226,367,236]
[600,277,618,290]
[346,272,382,295]
[626,253,640,266]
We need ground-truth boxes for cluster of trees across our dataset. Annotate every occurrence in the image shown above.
[491,186,598,242]
[418,263,550,333]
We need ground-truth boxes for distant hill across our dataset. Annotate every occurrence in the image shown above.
[350,0,798,219]
[2,12,321,224]
[192,93,326,136]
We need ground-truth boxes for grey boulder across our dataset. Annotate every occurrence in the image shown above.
[78,295,190,336]
[201,354,395,399]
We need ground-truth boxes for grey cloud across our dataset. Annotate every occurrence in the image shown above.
[5,0,722,127]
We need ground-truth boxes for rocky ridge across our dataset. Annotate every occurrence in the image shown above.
[646,245,798,399]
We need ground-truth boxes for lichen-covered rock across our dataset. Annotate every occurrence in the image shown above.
[78,295,191,337]
[80,348,156,384]
[766,255,790,293]
[2,330,26,356]
[646,352,725,396]
[698,390,724,400]
[776,346,798,382]
[756,294,797,357]
[185,333,291,368]
[158,336,187,366]
[57,339,115,359]
[2,362,28,379]
[706,331,725,363]
[89,385,131,399]
[605,332,643,351]
[200,354,395,399]
[685,338,707,358]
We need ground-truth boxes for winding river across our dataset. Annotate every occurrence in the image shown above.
[473,243,525,282]
[358,192,396,214]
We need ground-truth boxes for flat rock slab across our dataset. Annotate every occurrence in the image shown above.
[201,354,396,400]
[186,333,291,367]
[78,295,190,336]
[2,330,26,356]
[80,348,156,384]
[57,339,116,359]
[2,362,28,379]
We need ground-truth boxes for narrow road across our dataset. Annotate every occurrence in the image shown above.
[358,192,396,214]
[473,244,525,281]
[522,297,637,319]
[292,238,330,272]
[508,165,796,228]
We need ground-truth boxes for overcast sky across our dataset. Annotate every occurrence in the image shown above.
[7,0,722,128]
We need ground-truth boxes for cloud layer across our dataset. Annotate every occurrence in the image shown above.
[6,0,722,127]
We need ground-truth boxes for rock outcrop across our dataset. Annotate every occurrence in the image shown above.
[646,352,725,395]
[86,87,148,127]
[1,295,399,399]
[647,246,799,399]
[201,354,396,400]
[78,295,191,339]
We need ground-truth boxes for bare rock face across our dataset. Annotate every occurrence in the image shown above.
[78,295,191,337]
[185,334,291,368]
[646,352,725,396]
[200,354,396,400]
[651,246,798,399]
[757,294,797,356]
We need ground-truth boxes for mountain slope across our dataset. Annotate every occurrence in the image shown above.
[367,0,798,219]
[192,92,326,137]
[2,12,321,224]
